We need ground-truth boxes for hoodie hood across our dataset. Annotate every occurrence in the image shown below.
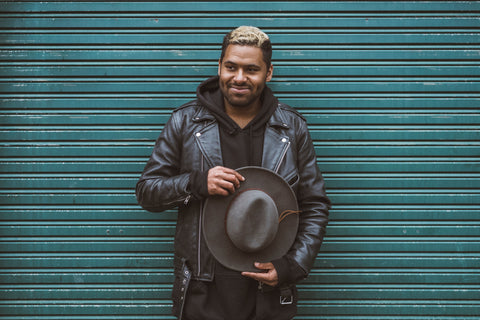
[196,76,278,134]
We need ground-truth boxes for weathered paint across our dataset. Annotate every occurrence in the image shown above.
[1,1,479,319]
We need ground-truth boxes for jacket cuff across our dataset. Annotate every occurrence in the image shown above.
[272,256,290,286]
[272,255,308,287]
[189,170,209,199]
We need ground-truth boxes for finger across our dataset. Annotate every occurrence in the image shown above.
[207,167,232,195]
[209,185,230,196]
[208,179,233,196]
[220,169,245,188]
[241,271,265,281]
[217,178,236,194]
[253,262,274,271]
[210,167,241,184]
[241,271,277,286]
[230,169,246,183]
[242,262,278,281]
[208,167,245,194]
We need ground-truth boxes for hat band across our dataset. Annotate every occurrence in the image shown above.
[279,210,301,222]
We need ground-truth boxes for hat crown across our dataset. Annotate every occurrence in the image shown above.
[225,189,279,253]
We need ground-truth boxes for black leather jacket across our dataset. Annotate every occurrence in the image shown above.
[136,100,330,282]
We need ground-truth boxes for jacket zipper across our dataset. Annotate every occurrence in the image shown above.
[197,158,204,277]
[274,140,291,173]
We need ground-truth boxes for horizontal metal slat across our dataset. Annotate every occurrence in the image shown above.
[0,287,478,304]
[1,268,478,285]
[0,254,173,268]
[2,190,480,205]
[2,142,479,157]
[1,238,479,253]
[296,303,480,316]
[2,32,479,45]
[4,64,480,77]
[4,111,480,125]
[2,48,479,61]
[2,98,479,110]
[0,286,171,300]
[0,303,172,316]
[1,223,478,237]
[2,1,479,13]
[2,173,480,189]
[1,253,478,269]
[2,80,478,93]
[0,207,178,221]
[3,16,479,29]
[0,158,478,173]
[2,127,479,141]
[297,286,480,300]
[1,206,478,221]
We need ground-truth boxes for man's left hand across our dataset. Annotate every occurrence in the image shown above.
[241,262,279,287]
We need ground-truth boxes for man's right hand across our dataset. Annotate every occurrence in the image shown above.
[207,166,245,196]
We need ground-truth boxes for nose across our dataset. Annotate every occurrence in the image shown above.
[233,69,247,83]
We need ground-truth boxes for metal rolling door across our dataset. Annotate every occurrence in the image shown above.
[0,1,479,319]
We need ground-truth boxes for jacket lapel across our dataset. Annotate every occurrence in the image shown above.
[262,106,291,173]
[193,107,223,168]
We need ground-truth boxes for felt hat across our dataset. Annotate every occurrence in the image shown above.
[203,166,299,272]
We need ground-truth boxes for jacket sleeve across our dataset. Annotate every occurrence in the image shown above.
[136,111,192,212]
[287,118,331,276]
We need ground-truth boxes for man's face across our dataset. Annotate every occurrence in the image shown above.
[218,45,273,109]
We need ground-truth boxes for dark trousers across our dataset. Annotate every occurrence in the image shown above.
[182,263,297,320]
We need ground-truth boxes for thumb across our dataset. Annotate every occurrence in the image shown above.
[254,262,273,271]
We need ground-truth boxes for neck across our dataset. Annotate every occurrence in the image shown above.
[224,99,262,129]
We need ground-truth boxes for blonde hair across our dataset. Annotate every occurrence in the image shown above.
[220,26,272,67]
[228,26,270,48]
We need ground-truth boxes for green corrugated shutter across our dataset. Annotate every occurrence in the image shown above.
[1,1,479,319]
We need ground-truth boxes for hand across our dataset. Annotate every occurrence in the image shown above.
[241,262,279,287]
[207,166,245,196]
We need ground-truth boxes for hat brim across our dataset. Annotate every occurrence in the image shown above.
[203,166,299,272]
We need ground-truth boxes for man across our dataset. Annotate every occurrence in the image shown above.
[136,26,330,320]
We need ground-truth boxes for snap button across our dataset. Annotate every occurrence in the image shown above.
[281,138,287,143]
[195,132,201,137]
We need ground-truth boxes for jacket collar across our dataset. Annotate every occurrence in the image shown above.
[268,104,291,130]
[192,105,215,124]
[193,103,291,173]
[193,102,290,130]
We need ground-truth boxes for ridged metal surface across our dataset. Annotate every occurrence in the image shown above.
[1,1,479,319]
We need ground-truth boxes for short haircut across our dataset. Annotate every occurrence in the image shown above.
[220,26,272,67]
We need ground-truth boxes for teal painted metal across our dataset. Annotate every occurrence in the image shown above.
[1,1,479,319]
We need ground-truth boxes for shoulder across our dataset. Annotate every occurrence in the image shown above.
[277,102,306,122]
[275,102,308,132]
[172,99,201,115]
[168,100,205,125]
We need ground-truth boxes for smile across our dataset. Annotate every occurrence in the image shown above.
[229,86,251,94]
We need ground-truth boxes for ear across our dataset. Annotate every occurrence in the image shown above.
[218,59,222,76]
[266,64,273,82]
